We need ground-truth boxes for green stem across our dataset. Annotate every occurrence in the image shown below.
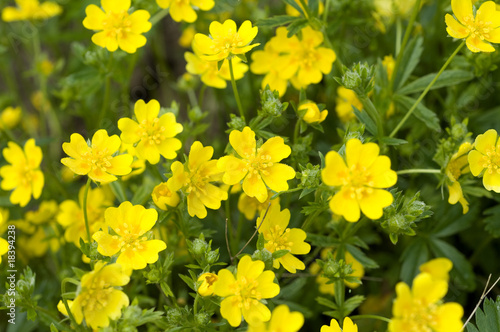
[228,57,245,120]
[98,52,113,128]
[193,294,200,315]
[225,186,236,254]
[198,84,207,107]
[395,18,402,55]
[390,41,465,138]
[294,119,301,145]
[302,209,321,231]
[397,169,441,175]
[389,0,422,92]
[61,278,82,331]
[334,279,345,317]
[82,178,92,243]
[150,8,170,26]
[350,314,391,323]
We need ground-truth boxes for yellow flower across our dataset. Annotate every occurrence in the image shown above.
[322,138,397,222]
[445,0,500,53]
[157,0,214,23]
[61,129,133,183]
[373,0,419,21]
[83,0,152,53]
[419,257,453,282]
[57,186,114,246]
[321,317,358,332]
[256,203,311,273]
[238,189,279,220]
[0,139,44,207]
[299,101,328,124]
[247,304,304,332]
[218,127,296,203]
[310,249,364,295]
[179,26,196,47]
[286,0,324,17]
[193,19,259,62]
[185,51,248,89]
[197,272,218,296]
[118,99,183,164]
[152,182,180,210]
[446,142,472,213]
[93,201,167,270]
[168,141,228,218]
[70,261,130,329]
[389,272,463,332]
[25,200,58,225]
[119,142,146,180]
[2,0,62,22]
[213,255,280,327]
[335,87,363,123]
[0,238,8,264]
[0,106,21,129]
[468,129,500,192]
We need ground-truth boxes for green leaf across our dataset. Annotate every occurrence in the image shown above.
[217,60,224,71]
[399,238,429,284]
[235,53,247,63]
[393,94,441,132]
[316,296,339,310]
[428,238,475,291]
[256,15,300,28]
[394,36,423,90]
[257,233,265,250]
[353,106,378,136]
[466,296,500,332]
[109,180,127,203]
[345,244,379,269]
[272,249,290,259]
[281,0,304,15]
[306,233,340,247]
[379,137,408,146]
[286,18,309,37]
[397,69,474,95]
[343,295,365,316]
[178,274,196,291]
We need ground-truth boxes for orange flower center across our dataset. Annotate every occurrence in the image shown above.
[156,183,173,198]
[482,146,500,174]
[463,16,492,41]
[264,225,293,252]
[211,30,244,56]
[137,118,167,146]
[230,276,262,310]
[338,164,375,200]
[102,10,132,39]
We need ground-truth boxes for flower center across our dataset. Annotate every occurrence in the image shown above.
[482,146,500,174]
[102,10,132,39]
[398,299,438,332]
[242,148,273,180]
[79,276,113,312]
[113,232,148,253]
[186,171,210,196]
[264,225,293,252]
[211,30,244,56]
[20,165,35,187]
[83,149,113,172]
[338,164,374,200]
[464,16,492,40]
[231,276,262,309]
[138,118,166,146]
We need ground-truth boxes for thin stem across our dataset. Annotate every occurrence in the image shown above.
[98,52,113,128]
[389,0,422,92]
[350,314,391,324]
[397,169,441,175]
[193,294,200,315]
[82,178,92,243]
[150,8,170,26]
[395,17,402,55]
[461,275,500,331]
[294,119,301,146]
[228,57,245,120]
[61,278,82,331]
[198,84,207,107]
[225,186,236,254]
[232,203,271,262]
[390,41,465,138]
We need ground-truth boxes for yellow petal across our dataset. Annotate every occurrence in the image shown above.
[483,170,500,192]
[237,256,264,281]
[261,163,295,193]
[412,272,447,304]
[242,173,268,203]
[475,1,500,28]
[467,150,485,176]
[214,269,236,297]
[242,300,271,326]
[329,188,361,222]
[474,129,498,153]
[93,231,122,256]
[358,189,393,220]
[259,136,291,162]
[466,35,495,52]
[322,151,348,186]
[102,0,131,13]
[230,127,256,160]
[445,14,469,39]
[368,156,397,188]
[451,0,473,25]
[218,155,248,185]
[128,10,151,34]
[118,33,147,53]
[345,139,363,168]
[220,297,242,327]
[83,4,105,30]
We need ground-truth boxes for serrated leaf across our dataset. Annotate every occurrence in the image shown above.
[394,36,423,90]
[397,69,474,95]
[343,295,365,316]
[393,94,441,132]
[466,296,500,332]
[178,274,196,291]
[380,137,408,146]
[353,106,378,136]
[299,187,315,199]
[160,282,174,297]
[306,233,340,247]
[256,15,300,28]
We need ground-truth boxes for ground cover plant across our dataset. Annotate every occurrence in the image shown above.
[1,0,500,331]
